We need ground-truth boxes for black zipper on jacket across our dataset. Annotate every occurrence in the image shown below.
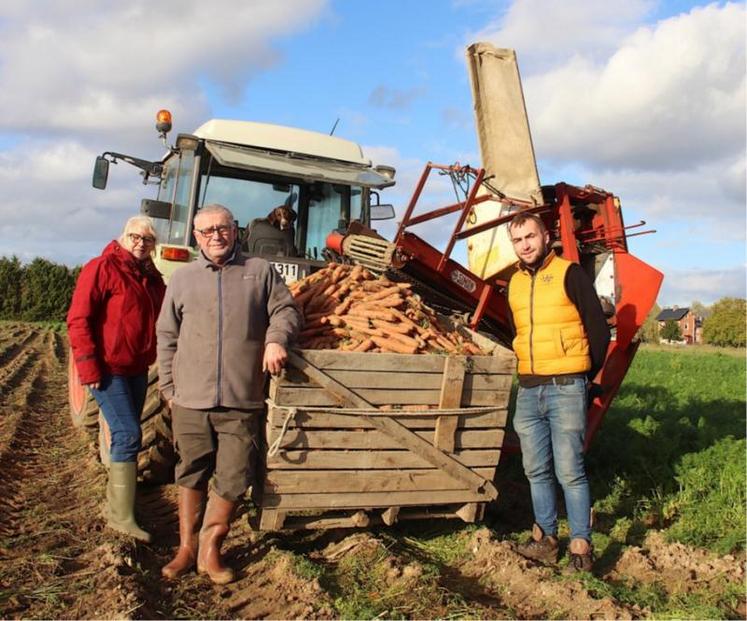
[216,268,223,405]
[529,271,536,374]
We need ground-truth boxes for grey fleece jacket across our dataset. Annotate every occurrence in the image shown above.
[156,249,302,409]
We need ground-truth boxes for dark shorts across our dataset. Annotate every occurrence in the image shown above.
[171,404,261,502]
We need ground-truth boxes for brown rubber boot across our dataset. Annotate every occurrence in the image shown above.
[162,487,205,580]
[565,538,594,574]
[516,523,559,564]
[196,493,236,585]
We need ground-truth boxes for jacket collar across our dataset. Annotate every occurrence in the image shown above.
[102,240,160,279]
[197,243,241,270]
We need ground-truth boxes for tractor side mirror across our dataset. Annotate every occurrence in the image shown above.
[92,156,109,190]
[140,198,172,220]
[371,204,395,220]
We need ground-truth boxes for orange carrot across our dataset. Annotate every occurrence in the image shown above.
[370,335,418,354]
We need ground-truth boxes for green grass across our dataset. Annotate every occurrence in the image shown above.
[588,347,746,553]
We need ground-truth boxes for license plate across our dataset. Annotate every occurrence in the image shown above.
[272,261,300,284]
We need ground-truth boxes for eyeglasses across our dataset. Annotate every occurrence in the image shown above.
[128,233,156,245]
[195,225,233,238]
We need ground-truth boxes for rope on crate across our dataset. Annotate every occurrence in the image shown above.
[265,400,501,416]
[267,406,297,457]
[264,398,503,458]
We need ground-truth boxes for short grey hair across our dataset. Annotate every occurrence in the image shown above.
[507,212,547,235]
[119,215,157,245]
[194,204,235,227]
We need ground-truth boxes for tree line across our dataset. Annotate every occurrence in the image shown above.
[0,256,80,323]
[1,254,745,348]
[639,298,746,348]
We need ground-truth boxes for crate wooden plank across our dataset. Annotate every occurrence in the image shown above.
[263,489,491,510]
[269,385,511,407]
[267,409,508,430]
[297,350,514,374]
[265,467,496,494]
[279,369,511,391]
[267,428,506,451]
[434,357,465,451]
[266,449,502,470]
[287,351,498,500]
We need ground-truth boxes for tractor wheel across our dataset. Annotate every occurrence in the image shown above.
[68,350,99,432]
[70,358,176,484]
[137,368,175,483]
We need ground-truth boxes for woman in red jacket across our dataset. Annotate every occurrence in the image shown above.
[67,215,166,542]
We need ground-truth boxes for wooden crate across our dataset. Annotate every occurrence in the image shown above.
[255,340,515,530]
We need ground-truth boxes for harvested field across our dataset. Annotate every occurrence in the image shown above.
[0,322,744,619]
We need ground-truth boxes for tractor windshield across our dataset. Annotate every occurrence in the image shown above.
[156,148,364,259]
[198,175,362,260]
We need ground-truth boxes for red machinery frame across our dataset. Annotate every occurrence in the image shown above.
[391,163,663,448]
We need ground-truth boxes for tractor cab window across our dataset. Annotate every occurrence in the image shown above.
[157,150,195,245]
[198,175,300,240]
[304,183,362,260]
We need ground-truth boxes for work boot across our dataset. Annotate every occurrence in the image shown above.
[565,538,594,574]
[162,486,205,580]
[516,523,558,564]
[106,462,152,543]
[197,493,236,585]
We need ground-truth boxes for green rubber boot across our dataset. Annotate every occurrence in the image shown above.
[106,462,152,543]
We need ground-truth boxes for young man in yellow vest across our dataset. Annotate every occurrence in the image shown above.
[507,212,610,573]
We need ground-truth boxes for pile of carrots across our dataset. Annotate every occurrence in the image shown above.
[289,263,486,355]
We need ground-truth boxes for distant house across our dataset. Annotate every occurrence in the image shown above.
[656,307,702,344]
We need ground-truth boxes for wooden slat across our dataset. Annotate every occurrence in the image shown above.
[297,350,514,374]
[278,368,511,391]
[265,467,496,494]
[269,385,511,407]
[266,449,502,470]
[381,507,400,525]
[267,427,505,451]
[288,351,498,499]
[258,509,285,530]
[455,502,480,523]
[267,409,508,430]
[263,489,492,510]
[435,357,465,451]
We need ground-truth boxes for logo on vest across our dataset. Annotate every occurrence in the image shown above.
[540,273,554,284]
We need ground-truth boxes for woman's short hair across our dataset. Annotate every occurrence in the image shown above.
[119,215,158,245]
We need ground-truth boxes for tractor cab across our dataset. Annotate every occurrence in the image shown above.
[92,113,396,283]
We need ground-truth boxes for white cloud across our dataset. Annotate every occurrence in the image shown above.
[523,3,745,171]
[592,152,746,228]
[0,0,327,138]
[659,265,746,305]
[469,0,654,73]
[0,0,330,266]
[368,85,428,110]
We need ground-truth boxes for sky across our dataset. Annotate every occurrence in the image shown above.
[0,0,743,307]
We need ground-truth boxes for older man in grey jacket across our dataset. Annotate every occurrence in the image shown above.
[157,204,301,584]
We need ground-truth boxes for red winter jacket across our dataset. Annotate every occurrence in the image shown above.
[67,240,166,384]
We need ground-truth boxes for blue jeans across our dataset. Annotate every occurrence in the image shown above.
[513,377,591,542]
[90,374,147,463]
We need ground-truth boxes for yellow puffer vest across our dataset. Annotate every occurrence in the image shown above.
[509,252,591,376]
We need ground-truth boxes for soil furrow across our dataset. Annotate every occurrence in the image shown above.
[1,323,744,620]
[0,330,38,369]
[0,327,141,619]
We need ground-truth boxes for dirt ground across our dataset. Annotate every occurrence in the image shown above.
[0,323,744,619]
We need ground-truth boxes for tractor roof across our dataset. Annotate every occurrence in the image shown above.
[193,119,370,166]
